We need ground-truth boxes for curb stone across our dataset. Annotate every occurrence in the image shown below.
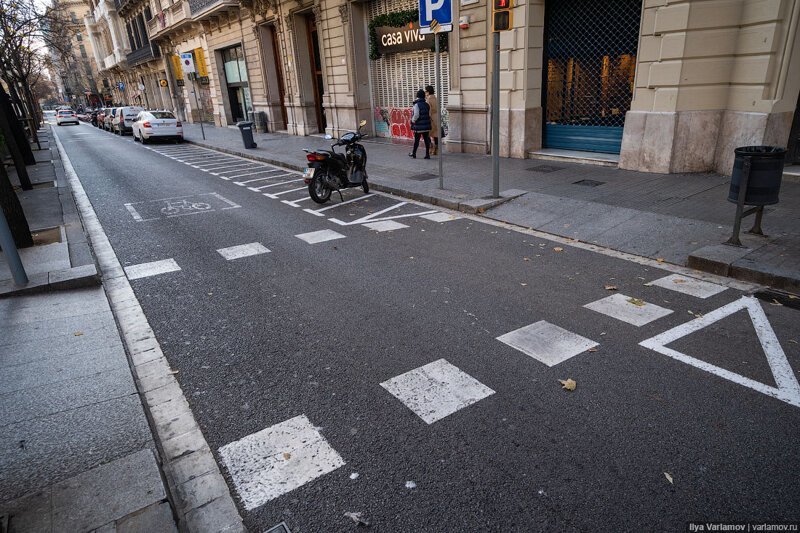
[52,129,246,533]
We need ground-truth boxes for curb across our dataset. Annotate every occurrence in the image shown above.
[183,138,525,214]
[688,244,800,294]
[0,264,100,298]
[53,129,245,533]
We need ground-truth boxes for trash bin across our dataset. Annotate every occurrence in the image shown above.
[236,121,257,149]
[728,145,786,205]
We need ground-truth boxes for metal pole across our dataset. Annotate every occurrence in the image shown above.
[435,35,443,189]
[0,208,29,286]
[491,31,500,198]
[192,78,206,140]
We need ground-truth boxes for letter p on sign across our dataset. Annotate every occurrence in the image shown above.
[420,0,450,25]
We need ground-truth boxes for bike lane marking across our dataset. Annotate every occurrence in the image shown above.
[124,258,181,280]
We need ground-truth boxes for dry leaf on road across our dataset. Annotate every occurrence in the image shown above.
[73,331,83,336]
[657,258,665,263]
[627,298,646,307]
[283,452,291,460]
[770,299,783,306]
[559,378,577,391]
[604,285,618,291]
[664,472,674,484]
[553,247,564,252]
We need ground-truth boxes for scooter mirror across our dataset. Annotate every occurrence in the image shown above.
[324,134,333,140]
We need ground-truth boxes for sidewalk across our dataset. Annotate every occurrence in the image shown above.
[181,122,800,293]
[0,128,177,532]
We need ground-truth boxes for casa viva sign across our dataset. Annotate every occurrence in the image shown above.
[374,22,431,55]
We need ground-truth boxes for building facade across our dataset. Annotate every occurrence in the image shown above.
[49,0,103,108]
[82,0,800,174]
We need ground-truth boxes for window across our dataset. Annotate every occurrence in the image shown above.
[222,45,248,84]
[151,111,175,119]
[137,14,148,46]
[144,6,152,20]
[80,45,87,58]
[69,11,77,22]
[76,33,82,41]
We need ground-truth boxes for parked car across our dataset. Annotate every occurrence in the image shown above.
[132,110,183,144]
[56,109,79,126]
[112,106,144,135]
[103,108,118,131]
[43,109,57,122]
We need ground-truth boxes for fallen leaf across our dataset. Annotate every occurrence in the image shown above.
[74,331,83,336]
[604,284,618,291]
[283,452,291,460]
[600,332,607,336]
[405,480,417,489]
[788,295,798,300]
[169,369,179,375]
[587,347,598,352]
[688,310,695,315]
[559,378,576,391]
[657,258,665,263]
[523,257,530,261]
[664,472,673,484]
[343,511,370,526]
[672,279,687,284]
[627,298,646,307]
[553,247,564,252]
[770,299,783,306]
[789,340,798,344]
[520,283,528,287]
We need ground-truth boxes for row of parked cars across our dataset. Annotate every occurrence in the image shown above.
[90,106,184,143]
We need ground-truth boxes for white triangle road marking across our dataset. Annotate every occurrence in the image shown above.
[639,296,800,408]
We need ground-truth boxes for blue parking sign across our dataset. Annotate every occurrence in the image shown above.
[419,0,452,28]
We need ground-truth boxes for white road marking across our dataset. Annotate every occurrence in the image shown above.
[421,212,461,223]
[646,274,727,299]
[234,173,284,185]
[380,359,495,424]
[584,293,673,326]
[209,192,241,208]
[496,320,599,367]
[295,229,346,244]
[228,169,283,180]
[124,203,144,222]
[124,258,181,280]
[282,197,313,207]
[205,162,258,172]
[217,242,271,260]
[640,296,800,408]
[363,220,409,232]
[264,186,306,198]
[218,414,345,510]
[248,178,299,191]
[303,194,375,216]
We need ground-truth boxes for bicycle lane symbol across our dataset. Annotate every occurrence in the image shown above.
[124,192,241,221]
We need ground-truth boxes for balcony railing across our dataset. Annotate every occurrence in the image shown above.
[126,42,161,67]
[103,51,126,70]
[147,0,191,40]
[189,0,237,18]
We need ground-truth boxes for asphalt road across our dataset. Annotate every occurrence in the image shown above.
[55,122,800,532]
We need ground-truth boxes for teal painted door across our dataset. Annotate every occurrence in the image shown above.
[543,0,641,154]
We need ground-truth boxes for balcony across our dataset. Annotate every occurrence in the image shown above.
[103,50,127,70]
[147,0,192,41]
[190,0,237,19]
[126,42,161,67]
[92,0,116,22]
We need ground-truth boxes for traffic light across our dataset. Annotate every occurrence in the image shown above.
[492,0,512,32]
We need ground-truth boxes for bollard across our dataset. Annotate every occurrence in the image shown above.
[0,208,29,286]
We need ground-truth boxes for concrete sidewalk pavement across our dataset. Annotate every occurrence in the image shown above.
[179,122,800,293]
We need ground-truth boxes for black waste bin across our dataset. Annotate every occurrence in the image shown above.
[236,121,257,149]
[728,145,785,205]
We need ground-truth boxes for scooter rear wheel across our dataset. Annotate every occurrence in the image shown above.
[309,172,332,204]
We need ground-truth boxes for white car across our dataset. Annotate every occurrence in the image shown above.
[56,109,79,126]
[132,111,183,144]
[112,105,144,135]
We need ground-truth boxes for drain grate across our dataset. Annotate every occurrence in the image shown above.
[406,173,439,181]
[527,165,565,173]
[573,179,605,187]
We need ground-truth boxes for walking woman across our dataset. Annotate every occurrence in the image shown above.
[425,85,439,155]
[409,89,431,159]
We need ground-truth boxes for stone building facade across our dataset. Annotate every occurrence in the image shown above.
[49,0,103,107]
[85,0,800,174]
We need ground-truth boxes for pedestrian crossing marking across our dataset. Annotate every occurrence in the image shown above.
[646,274,727,299]
[584,293,673,327]
[218,414,345,510]
[497,320,598,367]
[640,296,800,408]
[380,359,495,424]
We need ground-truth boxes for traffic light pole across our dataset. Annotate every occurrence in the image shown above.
[491,30,500,198]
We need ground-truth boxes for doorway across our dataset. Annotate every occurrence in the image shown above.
[258,24,287,129]
[221,45,250,124]
[305,14,326,132]
[787,92,800,165]
[543,0,641,154]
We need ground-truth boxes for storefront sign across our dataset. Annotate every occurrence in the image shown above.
[193,47,208,77]
[374,22,430,55]
[170,54,183,80]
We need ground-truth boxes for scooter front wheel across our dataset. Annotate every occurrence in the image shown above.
[309,172,332,204]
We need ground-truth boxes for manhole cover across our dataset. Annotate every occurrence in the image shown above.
[406,173,438,181]
[573,179,605,187]
[526,165,564,173]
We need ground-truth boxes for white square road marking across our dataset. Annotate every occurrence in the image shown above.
[420,212,460,223]
[218,414,345,510]
[363,220,409,232]
[646,274,727,299]
[217,242,271,260]
[496,320,598,367]
[380,359,495,424]
[584,293,673,327]
[124,258,181,280]
[295,229,346,244]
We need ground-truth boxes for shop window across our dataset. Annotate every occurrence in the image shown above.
[222,46,248,83]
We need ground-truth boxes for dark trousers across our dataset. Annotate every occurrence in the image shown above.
[412,131,431,156]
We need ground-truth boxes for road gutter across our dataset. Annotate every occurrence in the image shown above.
[52,128,245,533]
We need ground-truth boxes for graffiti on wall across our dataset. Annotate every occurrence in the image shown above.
[374,106,449,140]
